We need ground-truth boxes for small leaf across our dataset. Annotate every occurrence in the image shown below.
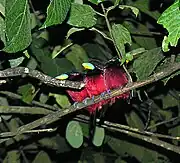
[121,48,146,64]
[66,121,83,148]
[155,54,180,84]
[17,83,36,104]
[107,136,161,162]
[125,110,144,129]
[74,0,83,4]
[68,3,97,28]
[158,0,180,50]
[65,44,89,72]
[6,150,20,163]
[92,126,105,147]
[3,0,32,53]
[38,137,59,150]
[133,48,165,80]
[41,0,71,29]
[79,122,89,138]
[169,125,180,145]
[66,27,85,38]
[32,151,51,163]
[39,93,49,104]
[49,93,71,108]
[119,5,139,17]
[27,57,38,70]
[6,118,25,145]
[112,24,132,57]
[9,56,25,68]
[88,0,103,5]
[0,96,11,121]
[51,42,73,59]
[0,0,5,16]
[123,21,157,50]
[162,92,179,109]
[131,0,160,20]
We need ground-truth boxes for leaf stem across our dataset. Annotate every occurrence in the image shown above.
[100,3,133,85]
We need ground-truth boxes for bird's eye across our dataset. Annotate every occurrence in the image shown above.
[55,74,69,80]
[82,63,95,70]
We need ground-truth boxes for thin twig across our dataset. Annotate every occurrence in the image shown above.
[23,127,57,134]
[0,91,58,111]
[0,106,53,115]
[147,116,180,130]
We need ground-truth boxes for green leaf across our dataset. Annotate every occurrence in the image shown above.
[68,3,97,28]
[123,21,157,50]
[17,83,36,104]
[93,153,106,163]
[39,93,49,104]
[41,0,71,29]
[29,38,75,76]
[41,57,75,77]
[0,0,5,16]
[114,0,122,6]
[66,27,85,38]
[162,92,179,109]
[125,110,144,129]
[0,96,11,121]
[74,0,83,4]
[3,0,31,53]
[119,5,139,17]
[33,151,52,163]
[5,150,20,163]
[66,121,83,148]
[92,126,105,147]
[130,0,160,20]
[9,56,25,68]
[0,15,5,43]
[133,48,165,80]
[88,0,103,5]
[6,118,25,145]
[38,137,59,150]
[83,43,113,63]
[121,48,146,64]
[107,136,169,162]
[158,110,173,122]
[158,0,180,51]
[49,93,71,108]
[169,125,180,145]
[112,24,132,57]
[79,122,89,138]
[65,44,89,72]
[27,57,38,70]
[51,42,73,59]
[155,55,180,84]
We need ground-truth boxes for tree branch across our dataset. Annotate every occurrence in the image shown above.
[0,106,53,115]
[75,115,180,155]
[0,67,85,89]
[0,91,58,111]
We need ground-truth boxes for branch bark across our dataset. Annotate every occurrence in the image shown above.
[0,67,85,89]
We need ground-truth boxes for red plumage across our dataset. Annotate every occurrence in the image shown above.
[67,67,129,113]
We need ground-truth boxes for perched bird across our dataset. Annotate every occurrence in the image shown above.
[66,62,129,114]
